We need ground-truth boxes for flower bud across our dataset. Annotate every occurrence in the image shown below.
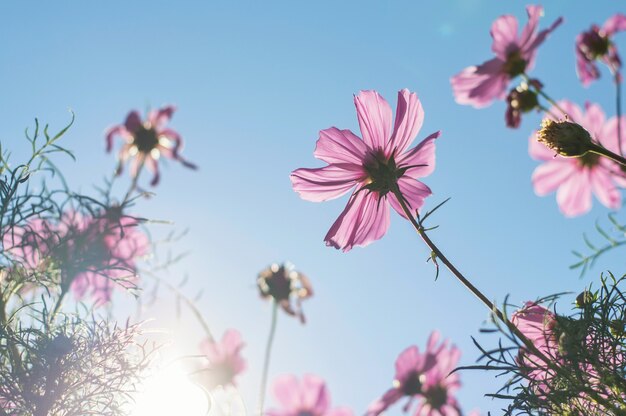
[537,118,594,157]
[575,290,596,308]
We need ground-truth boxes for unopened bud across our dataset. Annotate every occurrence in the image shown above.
[575,290,595,308]
[537,118,594,157]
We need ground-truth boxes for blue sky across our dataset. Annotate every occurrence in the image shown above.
[2,1,626,414]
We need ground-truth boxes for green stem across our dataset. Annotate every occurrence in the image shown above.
[257,301,278,416]
[523,73,567,117]
[589,143,626,168]
[613,68,623,155]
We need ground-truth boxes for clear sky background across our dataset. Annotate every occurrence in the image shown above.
[2,1,626,414]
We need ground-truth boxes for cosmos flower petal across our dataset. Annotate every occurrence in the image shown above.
[388,178,432,219]
[583,102,607,136]
[366,388,403,416]
[390,89,424,155]
[531,159,576,196]
[324,191,390,252]
[124,110,142,133]
[590,167,621,209]
[290,165,364,202]
[273,375,302,411]
[105,125,127,152]
[603,13,626,36]
[450,59,507,108]
[301,374,330,413]
[556,170,593,217]
[314,127,368,165]
[395,346,423,380]
[490,14,519,59]
[326,407,354,416]
[148,105,176,130]
[354,90,393,153]
[397,131,440,179]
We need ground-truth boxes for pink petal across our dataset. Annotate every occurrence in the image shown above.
[490,14,519,59]
[314,127,368,165]
[389,89,424,155]
[221,329,244,354]
[388,178,432,219]
[397,131,440,179]
[555,100,584,124]
[354,91,393,153]
[395,346,423,380]
[145,156,161,186]
[290,164,364,202]
[590,167,621,210]
[148,105,176,130]
[556,169,592,217]
[124,110,142,133]
[603,14,626,36]
[450,59,508,108]
[324,190,390,252]
[273,375,302,411]
[301,374,329,413]
[599,116,626,154]
[528,131,557,161]
[105,125,127,152]
[583,102,606,137]
[519,5,563,61]
[326,407,354,416]
[366,388,403,416]
[532,159,576,196]
[576,40,600,87]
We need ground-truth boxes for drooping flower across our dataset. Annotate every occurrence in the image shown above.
[3,208,149,305]
[194,329,246,390]
[290,89,439,251]
[266,374,352,416]
[367,332,464,416]
[505,79,542,128]
[529,100,626,217]
[451,5,562,108]
[576,14,626,86]
[257,262,312,323]
[105,105,197,186]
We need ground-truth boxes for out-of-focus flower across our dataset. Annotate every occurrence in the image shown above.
[505,79,542,128]
[257,263,312,323]
[451,5,562,108]
[266,374,352,416]
[529,100,626,217]
[195,329,246,391]
[3,209,149,305]
[576,14,626,86]
[290,89,439,251]
[105,105,197,186]
[367,332,464,416]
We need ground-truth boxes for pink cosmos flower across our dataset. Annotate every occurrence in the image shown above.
[266,374,352,416]
[3,209,149,305]
[290,89,439,252]
[196,329,246,390]
[367,332,464,416]
[576,14,626,86]
[257,263,313,323]
[529,100,626,217]
[106,105,197,186]
[451,5,562,108]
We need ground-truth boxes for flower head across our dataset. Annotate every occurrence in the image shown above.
[266,374,352,416]
[505,79,542,128]
[105,105,197,186]
[291,89,439,251]
[195,329,246,390]
[257,262,312,323]
[576,14,626,86]
[367,332,464,416]
[529,100,626,217]
[451,5,562,108]
[3,209,149,305]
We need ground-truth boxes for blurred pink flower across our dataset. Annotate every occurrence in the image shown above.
[291,89,439,251]
[257,263,312,323]
[367,332,464,416]
[529,100,626,217]
[451,5,562,108]
[197,329,246,390]
[267,374,352,416]
[3,209,149,306]
[576,14,626,86]
[106,105,197,186]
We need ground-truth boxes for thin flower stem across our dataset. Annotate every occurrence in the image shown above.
[391,189,617,411]
[522,73,567,117]
[122,159,145,205]
[589,143,626,168]
[537,104,560,121]
[613,68,623,155]
[257,300,278,416]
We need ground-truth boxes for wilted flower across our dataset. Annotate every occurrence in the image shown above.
[451,5,562,108]
[105,105,197,186]
[194,329,246,390]
[291,89,439,251]
[3,209,149,305]
[257,263,312,323]
[266,374,352,416]
[505,79,542,128]
[529,100,626,217]
[367,332,464,416]
[576,14,626,86]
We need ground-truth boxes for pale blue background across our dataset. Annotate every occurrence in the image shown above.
[2,1,625,414]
